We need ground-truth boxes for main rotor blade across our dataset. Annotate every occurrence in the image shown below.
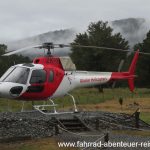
[2,44,42,56]
[2,42,150,56]
[68,44,150,55]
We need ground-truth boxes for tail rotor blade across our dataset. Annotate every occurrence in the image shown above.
[112,51,132,89]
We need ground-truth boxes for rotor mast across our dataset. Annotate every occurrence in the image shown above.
[42,42,54,56]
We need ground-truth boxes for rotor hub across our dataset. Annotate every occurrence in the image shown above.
[41,42,54,56]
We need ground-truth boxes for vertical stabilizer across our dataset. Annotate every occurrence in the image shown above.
[128,50,139,92]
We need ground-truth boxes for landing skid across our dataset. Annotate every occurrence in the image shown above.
[33,94,78,115]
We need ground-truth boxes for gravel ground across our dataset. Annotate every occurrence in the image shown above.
[0,110,150,147]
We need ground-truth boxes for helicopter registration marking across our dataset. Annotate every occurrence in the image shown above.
[80,77,108,83]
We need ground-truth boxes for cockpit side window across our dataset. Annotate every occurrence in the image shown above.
[49,70,54,82]
[2,67,30,84]
[0,67,15,82]
[30,70,46,84]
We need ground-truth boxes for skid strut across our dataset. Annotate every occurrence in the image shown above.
[49,99,57,113]
[33,94,78,115]
[67,93,78,112]
[33,99,58,115]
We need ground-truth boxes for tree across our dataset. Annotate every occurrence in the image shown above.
[70,21,129,72]
[134,31,150,87]
[0,44,6,55]
[0,44,31,77]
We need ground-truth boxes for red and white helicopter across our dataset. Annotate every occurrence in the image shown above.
[0,43,141,114]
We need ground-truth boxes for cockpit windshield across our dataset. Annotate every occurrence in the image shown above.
[0,67,30,84]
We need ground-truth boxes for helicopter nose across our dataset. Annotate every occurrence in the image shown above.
[0,82,27,98]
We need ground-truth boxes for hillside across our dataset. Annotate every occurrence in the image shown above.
[111,18,150,47]
[5,18,150,57]
[6,29,75,58]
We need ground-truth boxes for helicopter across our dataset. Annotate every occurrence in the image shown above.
[0,42,140,114]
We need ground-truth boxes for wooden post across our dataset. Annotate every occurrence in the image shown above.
[104,133,109,143]
[52,117,59,135]
[135,108,140,128]
[95,118,99,130]
[55,124,59,135]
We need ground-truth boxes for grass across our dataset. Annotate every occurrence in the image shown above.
[1,88,150,111]
[140,112,150,124]
[0,88,150,124]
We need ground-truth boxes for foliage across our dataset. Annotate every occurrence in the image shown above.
[0,44,31,76]
[134,31,150,87]
[70,21,129,72]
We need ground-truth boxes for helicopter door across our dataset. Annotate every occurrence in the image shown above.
[47,69,55,96]
[27,69,46,92]
[23,69,48,100]
[47,69,64,97]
